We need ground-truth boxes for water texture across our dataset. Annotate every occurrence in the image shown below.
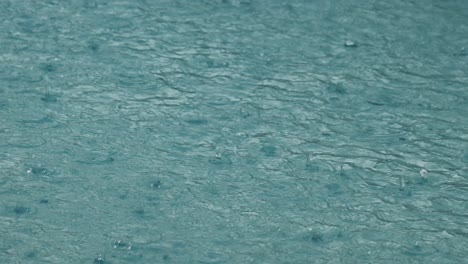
[1,0,467,263]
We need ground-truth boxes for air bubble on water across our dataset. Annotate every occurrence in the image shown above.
[113,240,132,250]
[419,169,428,179]
[344,40,357,48]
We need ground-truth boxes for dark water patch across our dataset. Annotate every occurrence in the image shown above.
[325,183,343,195]
[305,160,321,172]
[0,100,7,110]
[108,239,144,263]
[41,93,59,103]
[398,188,413,197]
[2,136,47,149]
[76,156,115,165]
[13,205,31,215]
[27,166,55,176]
[305,158,334,173]
[20,115,56,126]
[149,180,162,189]
[303,231,324,243]
[118,192,129,200]
[239,102,260,118]
[208,154,233,166]
[402,243,436,257]
[3,204,37,217]
[39,63,57,73]
[260,144,277,157]
[115,70,149,87]
[185,118,208,125]
[88,41,100,52]
[145,175,175,193]
[415,177,429,185]
[133,208,145,217]
[24,250,37,259]
[326,83,346,94]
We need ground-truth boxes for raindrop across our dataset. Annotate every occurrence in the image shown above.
[94,254,105,264]
[399,175,405,190]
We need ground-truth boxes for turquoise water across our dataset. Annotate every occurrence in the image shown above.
[1,0,468,263]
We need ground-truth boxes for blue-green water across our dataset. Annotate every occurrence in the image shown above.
[1,0,468,263]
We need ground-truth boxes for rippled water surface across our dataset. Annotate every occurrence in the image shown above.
[1,0,468,263]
